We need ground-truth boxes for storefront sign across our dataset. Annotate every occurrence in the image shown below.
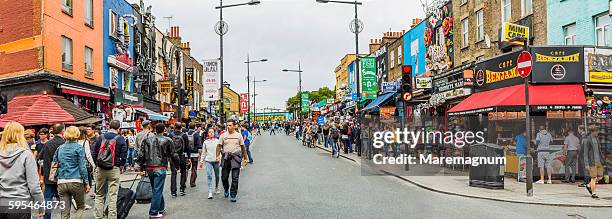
[121,121,136,129]
[203,60,220,101]
[415,77,432,89]
[312,111,321,119]
[534,105,583,111]
[317,116,325,125]
[301,92,309,112]
[361,57,378,100]
[380,106,396,119]
[159,81,172,94]
[239,93,248,113]
[107,56,131,71]
[474,51,523,92]
[502,22,529,45]
[382,81,399,93]
[531,47,584,83]
[376,46,388,87]
[185,68,194,102]
[585,48,612,83]
[114,88,143,105]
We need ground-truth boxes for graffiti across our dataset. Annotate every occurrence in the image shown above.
[424,2,453,75]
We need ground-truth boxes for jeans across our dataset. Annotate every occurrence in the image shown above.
[295,131,300,140]
[342,138,351,154]
[43,184,59,219]
[324,136,329,148]
[189,157,199,187]
[330,139,338,155]
[58,182,85,219]
[205,161,220,193]
[147,169,166,216]
[317,133,323,145]
[94,167,120,219]
[270,129,276,135]
[170,158,188,194]
[221,160,241,198]
[126,148,135,167]
[246,145,254,163]
[564,150,578,181]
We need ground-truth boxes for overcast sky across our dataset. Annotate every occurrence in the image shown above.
[131,0,424,110]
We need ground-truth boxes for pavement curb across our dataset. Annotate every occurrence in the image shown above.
[313,144,356,162]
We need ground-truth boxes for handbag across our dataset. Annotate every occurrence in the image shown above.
[48,146,61,183]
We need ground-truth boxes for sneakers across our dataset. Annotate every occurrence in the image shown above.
[171,193,177,198]
[230,196,237,202]
[547,179,552,184]
[586,185,593,195]
[215,188,221,194]
[224,191,229,198]
[180,190,186,196]
[149,213,164,218]
[207,192,213,199]
[578,183,586,187]
[534,180,545,184]
[591,194,599,199]
[85,204,92,210]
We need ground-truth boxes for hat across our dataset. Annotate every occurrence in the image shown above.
[141,120,151,127]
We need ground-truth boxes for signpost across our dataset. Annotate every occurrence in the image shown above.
[517,49,533,197]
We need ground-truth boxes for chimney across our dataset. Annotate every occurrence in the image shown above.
[411,18,422,28]
[369,38,382,54]
[168,26,182,45]
[182,42,191,56]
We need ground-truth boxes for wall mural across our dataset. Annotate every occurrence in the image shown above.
[424,1,453,75]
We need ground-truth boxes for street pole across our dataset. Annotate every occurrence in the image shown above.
[523,38,533,197]
[247,54,251,124]
[219,0,225,124]
[354,1,360,112]
[177,51,183,122]
[253,79,256,123]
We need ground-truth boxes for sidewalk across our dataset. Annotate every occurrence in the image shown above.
[312,143,612,207]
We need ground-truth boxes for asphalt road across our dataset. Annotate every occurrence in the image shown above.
[71,133,609,218]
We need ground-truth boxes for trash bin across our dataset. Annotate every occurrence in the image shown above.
[469,143,504,189]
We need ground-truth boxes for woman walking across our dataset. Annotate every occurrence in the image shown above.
[0,122,45,219]
[54,126,90,219]
[200,128,221,199]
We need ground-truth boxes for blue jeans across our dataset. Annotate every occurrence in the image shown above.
[324,136,329,148]
[330,139,338,155]
[43,184,59,219]
[147,169,166,216]
[126,148,135,166]
[205,161,220,193]
[246,145,254,163]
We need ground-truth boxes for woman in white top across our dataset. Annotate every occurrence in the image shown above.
[200,128,220,199]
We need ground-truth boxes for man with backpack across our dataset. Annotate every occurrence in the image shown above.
[329,124,340,158]
[92,120,128,219]
[241,125,254,164]
[170,122,189,197]
[186,122,202,187]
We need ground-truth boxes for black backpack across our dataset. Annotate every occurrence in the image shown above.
[185,131,197,153]
[171,134,185,155]
[97,136,120,170]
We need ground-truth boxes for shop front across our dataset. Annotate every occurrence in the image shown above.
[111,88,144,130]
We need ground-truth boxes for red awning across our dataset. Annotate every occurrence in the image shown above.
[0,94,98,126]
[448,84,586,115]
[60,85,110,100]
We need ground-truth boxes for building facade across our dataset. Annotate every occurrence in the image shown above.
[547,0,611,46]
[334,54,358,101]
[131,0,160,112]
[223,85,240,119]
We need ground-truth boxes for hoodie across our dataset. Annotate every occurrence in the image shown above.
[536,130,553,151]
[0,145,45,204]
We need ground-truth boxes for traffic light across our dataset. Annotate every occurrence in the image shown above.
[180,89,189,105]
[0,95,6,114]
[401,65,412,93]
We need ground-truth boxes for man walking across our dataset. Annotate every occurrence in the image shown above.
[138,123,177,218]
[535,126,553,184]
[186,122,202,187]
[562,130,580,183]
[269,123,276,135]
[170,123,189,197]
[241,125,254,164]
[92,120,128,219]
[136,120,154,150]
[216,119,248,202]
[583,125,604,199]
[39,123,66,219]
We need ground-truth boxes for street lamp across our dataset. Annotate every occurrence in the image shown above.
[215,0,262,124]
[245,54,268,123]
[316,0,362,109]
[252,78,267,123]
[282,62,304,120]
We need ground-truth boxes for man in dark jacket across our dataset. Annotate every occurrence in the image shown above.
[170,122,189,197]
[138,123,177,218]
[39,123,65,219]
[186,122,202,187]
[92,120,128,219]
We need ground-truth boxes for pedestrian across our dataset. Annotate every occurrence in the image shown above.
[200,128,221,199]
[138,123,177,218]
[583,125,604,199]
[92,120,128,219]
[341,123,351,154]
[330,124,340,158]
[317,124,323,145]
[186,122,202,188]
[562,129,580,183]
[577,125,590,188]
[125,129,136,172]
[77,127,95,209]
[535,126,553,184]
[353,123,361,157]
[170,122,189,197]
[514,130,528,182]
[39,123,66,219]
[24,129,36,155]
[216,119,248,202]
[136,120,154,150]
[269,122,276,135]
[241,125,254,164]
[54,126,90,219]
[322,125,330,148]
[0,122,45,219]
[35,128,50,161]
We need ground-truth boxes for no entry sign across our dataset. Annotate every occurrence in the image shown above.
[517,51,532,78]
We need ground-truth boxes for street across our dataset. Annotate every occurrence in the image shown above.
[65,134,609,219]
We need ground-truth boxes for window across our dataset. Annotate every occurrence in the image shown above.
[476,10,484,41]
[62,0,72,15]
[462,18,469,48]
[522,0,532,16]
[564,24,576,45]
[110,10,118,37]
[390,50,395,67]
[397,46,402,65]
[84,47,93,78]
[62,36,73,71]
[85,0,93,26]
[595,14,611,47]
[502,0,511,22]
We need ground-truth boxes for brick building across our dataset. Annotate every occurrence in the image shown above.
[334,54,358,102]
[547,0,611,46]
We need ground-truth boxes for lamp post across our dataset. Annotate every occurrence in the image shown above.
[253,78,267,123]
[316,0,362,109]
[215,0,261,124]
[282,62,303,120]
[245,54,268,124]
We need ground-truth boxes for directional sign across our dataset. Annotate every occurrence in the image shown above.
[402,92,412,102]
[517,51,532,78]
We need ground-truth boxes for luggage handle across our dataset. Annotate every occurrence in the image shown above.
[128,173,140,190]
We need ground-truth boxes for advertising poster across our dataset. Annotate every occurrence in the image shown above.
[203,60,220,101]
[185,68,194,105]
[301,92,309,112]
[360,57,378,100]
[348,62,357,100]
[240,93,248,113]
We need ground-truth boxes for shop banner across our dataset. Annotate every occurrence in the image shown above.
[185,68,194,105]
[361,57,378,100]
[531,47,584,83]
[348,62,357,100]
[415,77,432,89]
[114,88,143,105]
[239,93,248,113]
[159,81,172,95]
[203,60,220,101]
[585,48,612,83]
[301,92,309,112]
[474,51,523,92]
[382,81,399,93]
[375,46,388,88]
[501,22,530,45]
[380,106,396,120]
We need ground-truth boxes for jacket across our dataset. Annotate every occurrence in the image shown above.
[582,135,605,166]
[92,131,128,168]
[0,145,45,204]
[222,151,242,169]
[138,134,177,168]
[53,142,88,185]
[39,136,66,185]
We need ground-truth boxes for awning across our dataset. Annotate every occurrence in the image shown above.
[134,107,169,121]
[0,94,101,126]
[448,84,586,116]
[363,92,396,112]
[59,84,110,100]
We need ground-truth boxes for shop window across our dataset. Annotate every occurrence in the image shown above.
[62,0,72,15]
[110,10,118,38]
[521,0,532,17]
[84,0,93,26]
[462,18,469,48]
[476,10,484,41]
[84,47,93,78]
[62,36,73,71]
[595,13,611,47]
[501,0,511,23]
[564,24,576,45]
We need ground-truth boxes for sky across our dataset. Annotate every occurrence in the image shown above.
[130,0,425,111]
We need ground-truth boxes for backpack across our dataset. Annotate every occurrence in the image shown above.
[97,136,120,170]
[185,131,196,153]
[331,128,340,139]
[172,134,185,155]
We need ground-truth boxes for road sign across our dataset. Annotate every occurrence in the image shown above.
[402,92,412,102]
[517,51,532,78]
[317,116,325,125]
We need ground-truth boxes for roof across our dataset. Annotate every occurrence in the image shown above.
[0,94,99,126]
